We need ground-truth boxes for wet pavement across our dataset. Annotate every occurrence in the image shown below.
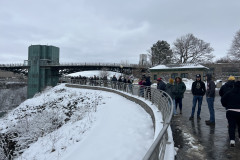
[172,91,240,160]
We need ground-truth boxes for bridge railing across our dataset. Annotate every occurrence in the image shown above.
[68,79,173,160]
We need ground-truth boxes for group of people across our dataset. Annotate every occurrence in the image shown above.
[189,73,216,126]
[158,74,240,147]
[111,75,133,91]
[157,76,186,115]
[188,74,240,147]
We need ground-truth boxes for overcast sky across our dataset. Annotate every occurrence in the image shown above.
[0,0,239,64]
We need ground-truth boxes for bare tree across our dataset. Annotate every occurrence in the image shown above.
[173,33,214,63]
[215,56,232,63]
[99,68,110,78]
[228,29,240,61]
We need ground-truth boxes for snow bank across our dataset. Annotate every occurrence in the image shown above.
[0,84,156,160]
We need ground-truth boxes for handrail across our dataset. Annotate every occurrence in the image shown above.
[67,79,173,160]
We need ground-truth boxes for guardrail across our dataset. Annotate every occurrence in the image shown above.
[68,79,173,160]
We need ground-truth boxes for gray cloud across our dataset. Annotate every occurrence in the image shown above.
[0,0,240,64]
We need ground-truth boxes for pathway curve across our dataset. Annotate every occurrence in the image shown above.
[172,91,240,160]
[61,91,154,160]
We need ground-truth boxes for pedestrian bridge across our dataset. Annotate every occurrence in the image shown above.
[0,62,147,75]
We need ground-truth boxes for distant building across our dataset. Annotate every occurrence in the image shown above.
[203,63,240,81]
[139,54,147,66]
[149,63,209,82]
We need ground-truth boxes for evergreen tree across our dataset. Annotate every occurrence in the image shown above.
[148,40,172,66]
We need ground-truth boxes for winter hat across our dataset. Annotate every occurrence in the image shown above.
[196,74,201,78]
[169,78,174,84]
[157,78,162,81]
[228,76,235,81]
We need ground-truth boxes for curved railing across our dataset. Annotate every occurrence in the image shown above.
[67,79,173,160]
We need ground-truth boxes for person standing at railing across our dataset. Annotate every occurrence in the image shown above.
[166,78,177,115]
[123,77,127,91]
[111,75,117,89]
[173,77,186,114]
[118,76,122,90]
[157,77,166,91]
[127,77,133,93]
[138,78,145,97]
[143,76,152,100]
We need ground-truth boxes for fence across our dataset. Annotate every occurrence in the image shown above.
[68,79,173,160]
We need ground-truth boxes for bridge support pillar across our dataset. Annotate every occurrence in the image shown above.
[27,45,59,98]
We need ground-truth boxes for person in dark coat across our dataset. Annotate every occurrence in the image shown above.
[111,75,117,89]
[166,78,176,115]
[157,77,166,91]
[143,76,152,100]
[205,74,216,125]
[173,77,186,114]
[221,81,240,147]
[189,74,206,120]
[219,76,235,97]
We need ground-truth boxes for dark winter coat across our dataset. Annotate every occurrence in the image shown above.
[112,76,117,81]
[221,82,240,110]
[173,78,186,99]
[206,74,215,98]
[219,80,235,97]
[143,77,151,86]
[191,80,206,96]
[157,80,166,91]
[166,83,175,99]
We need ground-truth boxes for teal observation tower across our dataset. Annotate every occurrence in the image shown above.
[27,45,59,98]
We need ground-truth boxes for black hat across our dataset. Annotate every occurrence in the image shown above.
[196,74,201,78]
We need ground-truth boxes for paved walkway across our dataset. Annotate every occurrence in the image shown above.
[172,91,240,160]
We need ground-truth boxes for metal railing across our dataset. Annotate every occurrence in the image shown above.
[68,79,173,160]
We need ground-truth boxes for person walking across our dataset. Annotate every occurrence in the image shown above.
[157,77,166,91]
[166,78,177,115]
[221,81,240,147]
[173,77,186,114]
[205,74,216,126]
[219,76,235,97]
[189,74,206,120]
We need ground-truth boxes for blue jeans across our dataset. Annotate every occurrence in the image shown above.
[175,98,183,113]
[207,97,215,122]
[172,99,177,115]
[191,96,203,117]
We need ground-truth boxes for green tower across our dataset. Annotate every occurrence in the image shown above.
[27,45,60,98]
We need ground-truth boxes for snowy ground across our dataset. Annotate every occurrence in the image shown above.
[0,83,175,160]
